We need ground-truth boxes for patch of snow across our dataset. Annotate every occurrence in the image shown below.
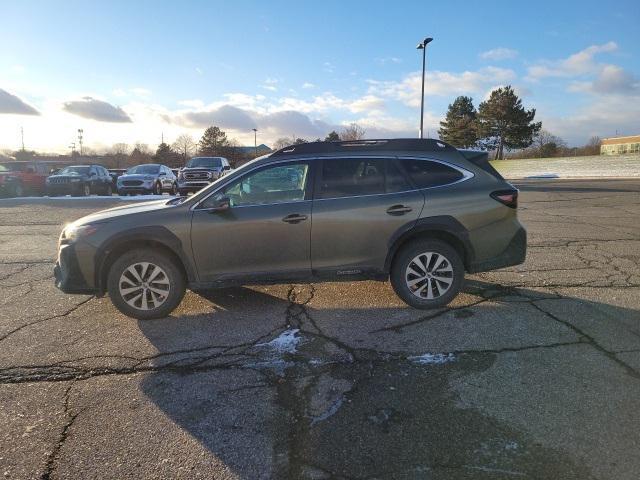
[256,328,301,354]
[407,352,456,365]
[310,395,345,425]
[525,173,559,179]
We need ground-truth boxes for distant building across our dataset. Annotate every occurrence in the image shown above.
[601,135,640,155]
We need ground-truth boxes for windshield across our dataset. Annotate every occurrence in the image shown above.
[126,165,160,175]
[0,163,30,172]
[58,166,90,175]
[186,157,222,168]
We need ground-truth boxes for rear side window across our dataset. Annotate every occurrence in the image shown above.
[319,158,384,198]
[400,159,464,188]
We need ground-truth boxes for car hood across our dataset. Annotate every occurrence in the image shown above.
[48,175,88,180]
[118,174,155,180]
[73,199,173,225]
[182,167,221,171]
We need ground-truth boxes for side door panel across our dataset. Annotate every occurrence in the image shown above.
[310,157,424,274]
[189,161,313,283]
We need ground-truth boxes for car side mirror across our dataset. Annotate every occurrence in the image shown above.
[223,165,231,170]
[209,196,231,213]
[159,171,166,176]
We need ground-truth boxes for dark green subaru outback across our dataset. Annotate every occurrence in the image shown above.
[54,139,526,319]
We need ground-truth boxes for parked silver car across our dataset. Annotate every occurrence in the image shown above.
[117,164,177,196]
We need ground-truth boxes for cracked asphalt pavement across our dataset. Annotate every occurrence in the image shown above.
[1,179,639,479]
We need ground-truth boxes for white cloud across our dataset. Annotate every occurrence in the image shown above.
[375,57,402,65]
[302,82,315,89]
[569,64,639,94]
[479,48,518,61]
[62,96,132,123]
[367,67,516,107]
[0,88,40,115]
[527,41,618,79]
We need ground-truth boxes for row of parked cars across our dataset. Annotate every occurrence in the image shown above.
[0,156,232,198]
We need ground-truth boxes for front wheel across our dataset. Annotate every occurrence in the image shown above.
[153,182,161,195]
[390,239,464,309]
[171,182,178,195]
[107,248,186,320]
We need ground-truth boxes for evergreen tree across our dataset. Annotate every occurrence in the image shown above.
[153,142,180,166]
[476,86,541,159]
[198,126,229,155]
[438,96,478,148]
[325,130,340,142]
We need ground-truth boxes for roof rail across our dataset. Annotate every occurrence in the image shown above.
[270,138,455,157]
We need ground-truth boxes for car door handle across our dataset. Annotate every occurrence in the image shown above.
[282,214,308,224]
[386,205,413,215]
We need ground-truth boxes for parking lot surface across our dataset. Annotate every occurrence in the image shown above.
[1,179,639,479]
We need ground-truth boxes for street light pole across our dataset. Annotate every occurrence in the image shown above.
[252,128,258,157]
[416,37,433,139]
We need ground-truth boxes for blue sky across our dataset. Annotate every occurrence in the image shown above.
[1,0,638,152]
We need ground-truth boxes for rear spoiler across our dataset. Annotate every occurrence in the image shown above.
[459,150,504,180]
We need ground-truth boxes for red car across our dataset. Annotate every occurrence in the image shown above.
[0,161,59,197]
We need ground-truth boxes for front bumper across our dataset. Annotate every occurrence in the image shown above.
[467,227,527,273]
[46,183,84,195]
[54,243,97,294]
[117,186,153,194]
[177,181,211,192]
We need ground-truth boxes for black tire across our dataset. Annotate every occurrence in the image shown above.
[171,182,178,195]
[80,183,91,197]
[107,248,186,320]
[153,182,161,195]
[104,184,113,196]
[390,239,464,309]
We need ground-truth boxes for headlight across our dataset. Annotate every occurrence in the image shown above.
[61,223,101,243]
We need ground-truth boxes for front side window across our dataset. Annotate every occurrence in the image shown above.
[400,159,465,188]
[204,163,309,208]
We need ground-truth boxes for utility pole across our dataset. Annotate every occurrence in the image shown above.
[20,127,25,151]
[416,37,433,139]
[77,129,84,156]
[252,128,258,157]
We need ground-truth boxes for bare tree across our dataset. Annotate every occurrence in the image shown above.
[109,142,130,168]
[340,123,366,141]
[172,134,197,162]
[272,137,296,150]
[532,129,566,158]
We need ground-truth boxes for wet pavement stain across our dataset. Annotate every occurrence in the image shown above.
[269,352,596,479]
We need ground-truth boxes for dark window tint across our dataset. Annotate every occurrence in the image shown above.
[400,159,464,188]
[386,159,412,193]
[319,158,385,199]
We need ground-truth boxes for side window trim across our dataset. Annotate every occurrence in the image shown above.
[397,156,475,189]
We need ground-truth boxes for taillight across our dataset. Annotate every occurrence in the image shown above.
[491,189,518,209]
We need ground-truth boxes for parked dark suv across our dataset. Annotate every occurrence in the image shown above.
[177,156,231,195]
[54,139,526,319]
[46,165,113,196]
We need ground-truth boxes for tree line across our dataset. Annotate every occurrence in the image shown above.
[438,85,601,159]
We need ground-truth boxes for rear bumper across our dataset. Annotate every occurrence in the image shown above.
[54,244,97,294]
[467,227,527,273]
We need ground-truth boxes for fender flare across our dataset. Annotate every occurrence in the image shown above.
[95,226,197,292]
[384,215,475,272]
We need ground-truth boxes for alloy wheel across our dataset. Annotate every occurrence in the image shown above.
[405,251,454,300]
[118,262,171,311]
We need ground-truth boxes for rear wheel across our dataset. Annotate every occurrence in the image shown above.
[390,239,464,309]
[107,249,186,320]
[171,182,178,195]
[104,184,113,196]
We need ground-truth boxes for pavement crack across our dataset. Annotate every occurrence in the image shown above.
[0,296,94,343]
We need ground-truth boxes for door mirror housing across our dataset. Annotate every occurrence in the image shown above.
[209,195,231,213]
[223,165,231,170]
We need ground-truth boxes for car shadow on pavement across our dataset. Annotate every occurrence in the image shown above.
[132,280,615,479]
